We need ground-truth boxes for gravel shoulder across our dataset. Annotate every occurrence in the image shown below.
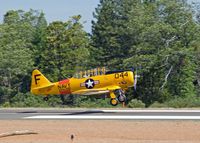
[0,120,200,143]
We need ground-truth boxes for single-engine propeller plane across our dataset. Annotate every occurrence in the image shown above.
[31,67,137,106]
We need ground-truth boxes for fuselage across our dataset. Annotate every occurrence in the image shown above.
[32,71,134,95]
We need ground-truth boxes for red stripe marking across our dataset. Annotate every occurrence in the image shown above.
[58,79,71,94]
[60,90,71,94]
[59,79,70,84]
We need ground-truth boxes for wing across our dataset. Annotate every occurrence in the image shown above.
[72,86,121,95]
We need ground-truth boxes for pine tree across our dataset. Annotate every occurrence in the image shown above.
[40,15,91,80]
[92,0,137,69]
[0,10,48,104]
[39,16,92,105]
[92,0,200,106]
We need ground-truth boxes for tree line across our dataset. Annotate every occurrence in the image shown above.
[1,0,200,108]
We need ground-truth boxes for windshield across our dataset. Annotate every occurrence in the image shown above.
[73,67,107,79]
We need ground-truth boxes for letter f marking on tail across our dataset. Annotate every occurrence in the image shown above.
[34,74,41,85]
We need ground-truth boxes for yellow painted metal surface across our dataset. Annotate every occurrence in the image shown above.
[31,69,134,98]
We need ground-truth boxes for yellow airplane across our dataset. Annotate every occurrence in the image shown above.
[31,68,137,106]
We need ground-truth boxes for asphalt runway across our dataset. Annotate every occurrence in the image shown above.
[0,108,200,120]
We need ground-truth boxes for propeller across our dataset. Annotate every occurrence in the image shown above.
[130,68,140,91]
[134,70,140,90]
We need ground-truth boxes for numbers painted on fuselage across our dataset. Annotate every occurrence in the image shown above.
[115,72,128,79]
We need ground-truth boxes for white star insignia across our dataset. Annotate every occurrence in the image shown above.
[86,79,94,88]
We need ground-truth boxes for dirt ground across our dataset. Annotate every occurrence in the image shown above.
[0,120,200,143]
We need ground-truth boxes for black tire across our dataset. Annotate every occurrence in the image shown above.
[117,94,126,103]
[110,98,118,106]
[43,96,49,101]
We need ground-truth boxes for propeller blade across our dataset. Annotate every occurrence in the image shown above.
[134,71,137,90]
[133,70,140,91]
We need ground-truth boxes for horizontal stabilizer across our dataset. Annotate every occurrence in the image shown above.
[33,83,54,90]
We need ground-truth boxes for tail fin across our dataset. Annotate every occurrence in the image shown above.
[31,69,53,94]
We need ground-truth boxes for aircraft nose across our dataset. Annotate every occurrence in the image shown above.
[129,71,134,86]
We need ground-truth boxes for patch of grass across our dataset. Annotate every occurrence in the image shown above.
[128,99,145,108]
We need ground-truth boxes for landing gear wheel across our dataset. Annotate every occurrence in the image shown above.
[117,94,126,103]
[110,98,118,106]
[43,96,49,101]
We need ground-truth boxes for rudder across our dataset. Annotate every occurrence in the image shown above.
[31,69,51,91]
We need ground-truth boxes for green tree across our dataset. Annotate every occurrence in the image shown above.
[92,0,136,69]
[0,10,47,104]
[0,25,34,103]
[39,15,92,105]
[92,0,200,106]
[127,0,198,105]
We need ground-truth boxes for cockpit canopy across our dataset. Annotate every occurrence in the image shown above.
[73,67,107,79]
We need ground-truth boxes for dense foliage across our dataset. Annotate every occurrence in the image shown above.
[1,0,200,108]
[91,0,200,107]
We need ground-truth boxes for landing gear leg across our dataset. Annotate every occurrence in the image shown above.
[116,90,126,103]
[109,91,118,106]
[43,96,49,101]
[118,94,126,103]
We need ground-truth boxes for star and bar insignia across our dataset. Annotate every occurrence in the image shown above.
[80,78,99,89]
